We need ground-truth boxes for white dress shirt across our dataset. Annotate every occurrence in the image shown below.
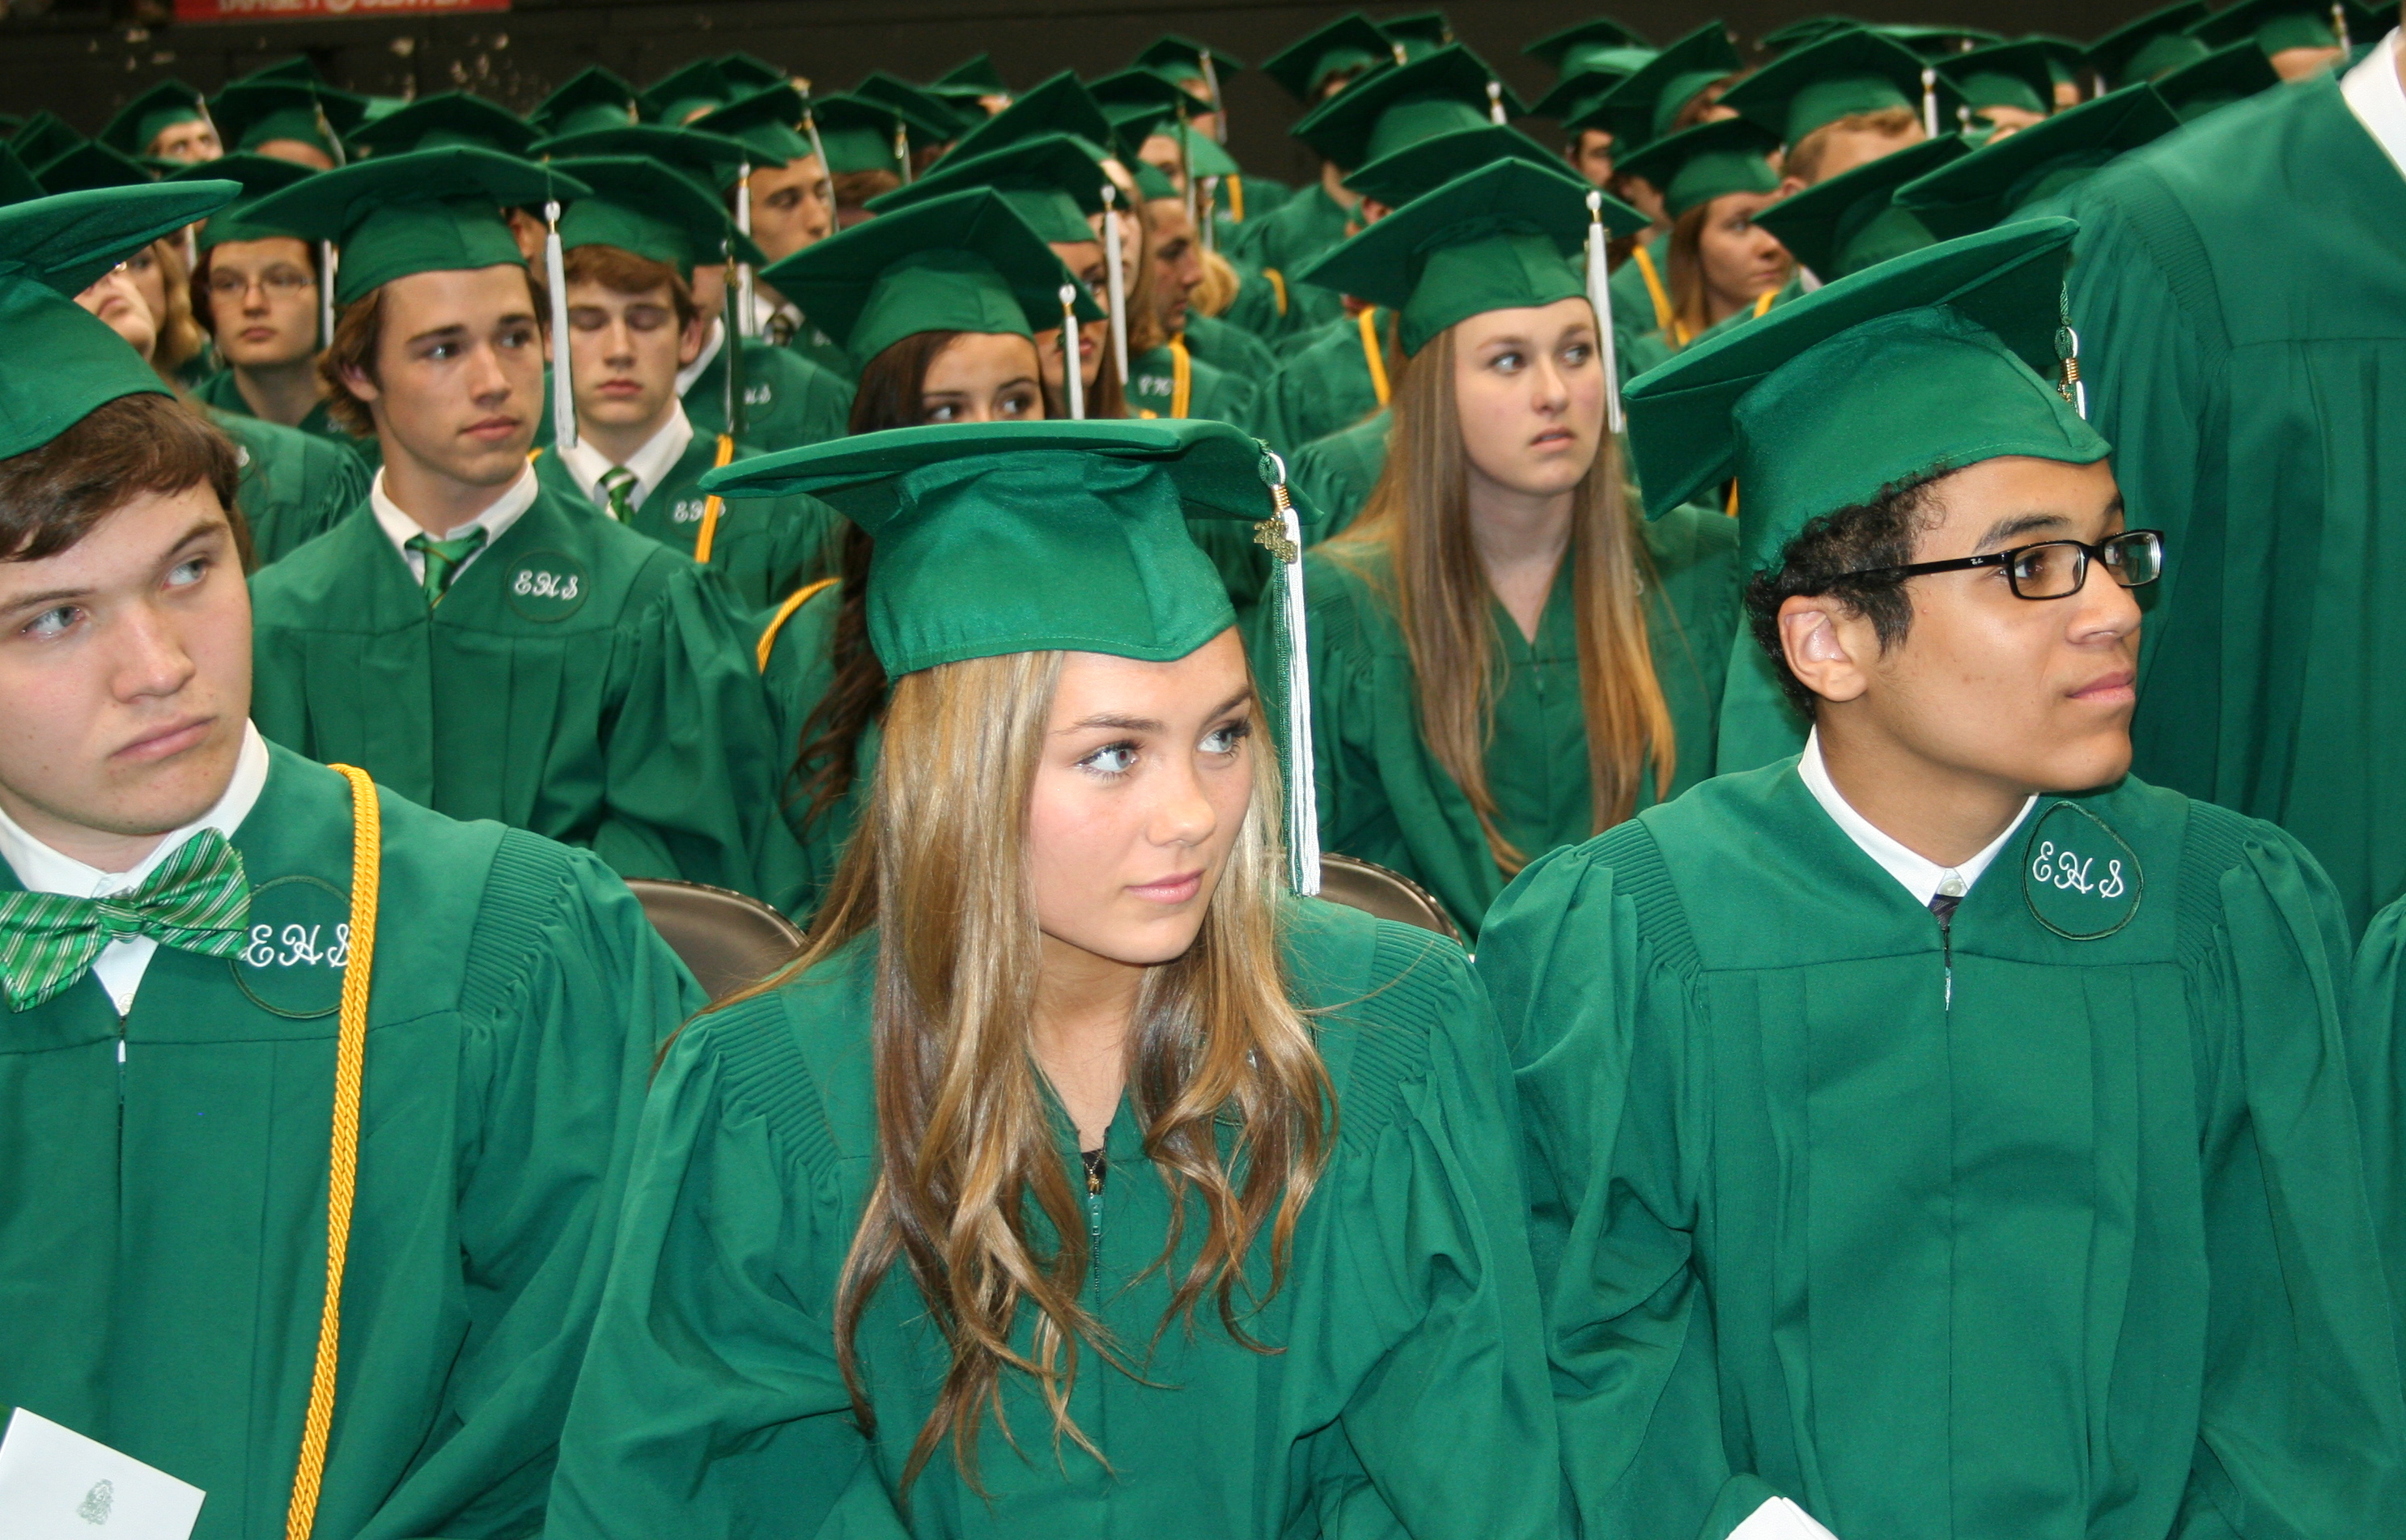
[554,401,696,514]
[1797,729,2037,908]
[673,316,726,401]
[2343,28,2406,181]
[0,722,272,1015]
[370,463,541,584]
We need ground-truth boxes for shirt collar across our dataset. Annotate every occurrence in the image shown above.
[554,401,695,511]
[369,461,541,571]
[0,721,271,897]
[2342,28,2406,183]
[673,316,726,400]
[1796,729,2036,908]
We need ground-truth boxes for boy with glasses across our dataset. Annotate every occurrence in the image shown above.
[1479,221,2406,1540]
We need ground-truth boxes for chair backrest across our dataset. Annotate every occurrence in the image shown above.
[1311,854,1461,941]
[626,877,806,1003]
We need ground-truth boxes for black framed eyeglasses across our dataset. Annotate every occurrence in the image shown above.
[1847,528,2164,600]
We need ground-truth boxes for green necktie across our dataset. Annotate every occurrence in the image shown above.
[0,828,252,1012]
[406,527,489,605]
[597,466,638,522]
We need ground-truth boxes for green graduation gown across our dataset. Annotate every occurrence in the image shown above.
[1291,507,1740,936]
[2058,71,2406,930]
[757,579,875,925]
[1124,338,1263,437]
[248,485,802,902]
[193,367,381,474]
[1479,763,2406,1540]
[1258,307,1390,459]
[1289,409,1390,538]
[0,745,698,1540]
[546,897,1557,1540]
[1178,309,1279,380]
[532,431,844,610]
[207,409,371,568]
[685,331,855,452]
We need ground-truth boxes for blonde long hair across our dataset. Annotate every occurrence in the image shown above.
[1328,324,1677,872]
[727,648,1330,1495]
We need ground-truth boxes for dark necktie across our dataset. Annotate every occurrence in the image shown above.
[1929,892,1963,926]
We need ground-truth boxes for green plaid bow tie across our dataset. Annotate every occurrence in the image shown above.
[0,828,252,1012]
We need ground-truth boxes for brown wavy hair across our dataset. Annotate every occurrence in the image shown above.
[1326,321,1677,873]
[728,647,1330,1495]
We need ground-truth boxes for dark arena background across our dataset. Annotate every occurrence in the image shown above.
[1,0,2190,189]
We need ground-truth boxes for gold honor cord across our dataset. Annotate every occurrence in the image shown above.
[283,764,381,1540]
[1168,335,1194,418]
[757,576,839,672]
[1358,308,1391,407]
[1632,244,1683,345]
[694,434,737,565]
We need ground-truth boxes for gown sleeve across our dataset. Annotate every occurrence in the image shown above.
[1299,915,1559,1539]
[2174,819,2406,1535]
[592,556,808,902]
[545,987,883,1540]
[1478,838,1780,1540]
[365,834,703,1539]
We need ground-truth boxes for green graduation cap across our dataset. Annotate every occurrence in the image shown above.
[1531,54,1660,123]
[1874,24,2006,59]
[699,417,1319,888]
[241,144,588,305]
[852,71,973,142]
[1296,157,1636,353]
[0,179,239,460]
[1938,40,2061,120]
[551,154,760,277]
[639,58,740,126]
[717,53,793,91]
[759,185,1100,370]
[1623,218,2108,576]
[530,122,753,197]
[11,112,85,173]
[810,95,915,176]
[2085,2,2213,87]
[865,131,1105,244]
[940,72,1116,168]
[1090,65,1196,121]
[530,66,643,139]
[346,91,536,159]
[688,83,808,167]
[1152,121,1240,180]
[1381,12,1457,62]
[209,80,367,161]
[2187,0,2342,56]
[1131,159,1178,202]
[1609,115,1782,218]
[1525,18,1652,74]
[1895,84,2178,241]
[1761,16,1864,53]
[2151,38,2283,121]
[1261,13,1402,104]
[1585,22,1744,147]
[931,53,1010,107]
[1291,45,1525,171]
[100,80,211,159]
[0,145,45,207]
[2024,34,2090,90]
[1135,34,1244,87]
[35,142,156,197]
[168,151,315,249]
[1721,25,1962,146]
[1750,130,1967,279]
[1340,122,1568,206]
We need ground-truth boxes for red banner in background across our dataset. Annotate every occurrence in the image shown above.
[174,0,507,19]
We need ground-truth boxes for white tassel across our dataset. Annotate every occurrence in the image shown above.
[318,240,337,350]
[1101,180,1130,397]
[2067,325,2087,419]
[2333,3,2353,50]
[1200,175,1219,253]
[1200,49,1228,144]
[1262,450,1319,895]
[1585,191,1623,436]
[893,123,913,183]
[544,200,577,452]
[801,105,831,218]
[1486,79,1507,125]
[1060,285,1085,419]
[1921,67,1940,138]
[734,161,757,339]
